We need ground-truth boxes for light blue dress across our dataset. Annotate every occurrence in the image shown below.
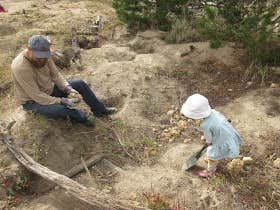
[200,109,243,160]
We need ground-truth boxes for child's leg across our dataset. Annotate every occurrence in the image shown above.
[208,159,219,172]
[204,155,208,163]
[198,159,219,178]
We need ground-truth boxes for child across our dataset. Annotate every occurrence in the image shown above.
[181,94,243,178]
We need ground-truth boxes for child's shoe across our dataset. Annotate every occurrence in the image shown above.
[197,169,216,178]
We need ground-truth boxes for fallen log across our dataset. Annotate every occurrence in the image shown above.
[102,159,125,176]
[1,135,148,210]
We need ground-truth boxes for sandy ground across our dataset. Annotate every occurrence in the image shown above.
[0,0,279,209]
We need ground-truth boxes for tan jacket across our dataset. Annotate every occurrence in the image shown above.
[11,50,69,105]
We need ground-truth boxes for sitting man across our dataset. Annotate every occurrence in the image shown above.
[11,35,116,126]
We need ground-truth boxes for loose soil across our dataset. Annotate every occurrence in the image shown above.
[0,1,279,210]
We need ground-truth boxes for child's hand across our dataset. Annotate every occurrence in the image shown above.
[201,135,212,145]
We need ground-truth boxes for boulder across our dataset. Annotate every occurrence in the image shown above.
[226,159,244,175]
[242,157,254,165]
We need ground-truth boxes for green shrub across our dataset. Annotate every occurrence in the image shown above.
[198,6,228,48]
[112,0,189,31]
[153,0,189,31]
[112,0,153,30]
[235,6,278,66]
[197,1,279,66]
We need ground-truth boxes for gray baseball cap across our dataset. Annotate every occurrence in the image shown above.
[28,35,51,58]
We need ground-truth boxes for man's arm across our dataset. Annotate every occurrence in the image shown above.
[12,67,61,105]
[48,59,69,91]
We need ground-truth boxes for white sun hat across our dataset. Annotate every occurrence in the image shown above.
[181,94,211,119]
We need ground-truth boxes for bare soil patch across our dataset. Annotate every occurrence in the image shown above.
[0,1,279,210]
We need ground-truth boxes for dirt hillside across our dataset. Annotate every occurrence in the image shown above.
[0,0,279,210]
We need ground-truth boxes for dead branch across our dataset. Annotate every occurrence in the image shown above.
[41,155,103,193]
[95,118,137,161]
[81,156,93,178]
[1,135,148,210]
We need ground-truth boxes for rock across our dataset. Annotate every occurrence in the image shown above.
[0,186,6,200]
[246,81,253,87]
[261,196,267,202]
[52,51,70,69]
[78,36,99,49]
[242,157,254,165]
[128,36,154,54]
[167,110,175,116]
[0,81,12,91]
[270,83,279,88]
[144,75,152,81]
[226,159,244,175]
[168,127,179,135]
[272,67,280,76]
[273,158,280,168]
[183,138,191,143]
[177,120,187,130]
[0,201,6,209]
[168,138,175,143]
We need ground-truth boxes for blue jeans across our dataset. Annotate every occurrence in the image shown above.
[22,79,107,122]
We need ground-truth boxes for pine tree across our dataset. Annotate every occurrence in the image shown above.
[112,0,153,30]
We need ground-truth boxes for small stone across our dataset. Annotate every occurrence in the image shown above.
[163,132,172,138]
[228,88,233,92]
[145,75,152,81]
[273,158,280,168]
[246,81,253,87]
[170,127,180,135]
[167,110,175,116]
[269,153,277,160]
[0,201,6,209]
[183,139,191,143]
[230,186,237,193]
[242,157,253,165]
[270,83,279,88]
[0,186,6,200]
[177,120,188,130]
[168,138,175,143]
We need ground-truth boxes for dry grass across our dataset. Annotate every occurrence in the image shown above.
[165,18,201,43]
[215,133,280,209]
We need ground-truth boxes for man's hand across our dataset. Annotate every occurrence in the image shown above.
[64,85,82,99]
[64,85,79,94]
[61,97,76,107]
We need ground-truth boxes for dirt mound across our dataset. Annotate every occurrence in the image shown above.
[1,1,279,209]
[115,144,223,209]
